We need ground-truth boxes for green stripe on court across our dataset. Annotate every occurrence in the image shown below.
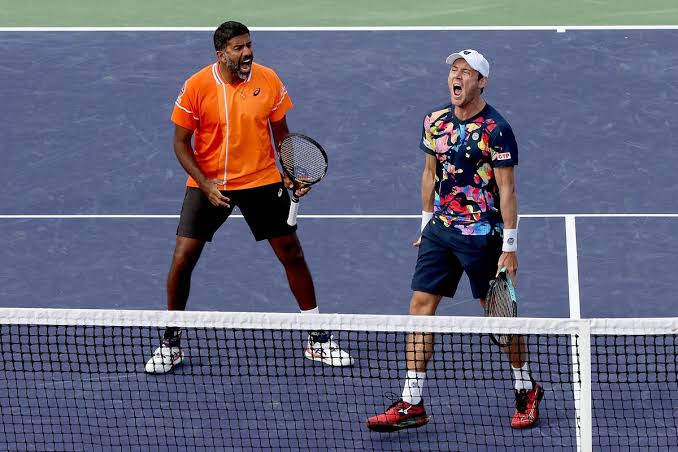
[2,0,677,27]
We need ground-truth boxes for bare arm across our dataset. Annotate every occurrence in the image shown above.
[173,124,204,185]
[421,154,437,212]
[495,166,518,281]
[269,115,290,150]
[413,154,437,246]
[173,124,230,207]
[495,166,518,229]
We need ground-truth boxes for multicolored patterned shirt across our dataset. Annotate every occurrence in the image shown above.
[420,103,518,235]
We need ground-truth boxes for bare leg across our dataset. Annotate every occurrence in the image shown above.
[479,297,530,394]
[479,297,527,367]
[406,291,443,372]
[167,236,206,311]
[505,335,527,367]
[162,236,205,344]
[268,233,353,366]
[269,233,316,311]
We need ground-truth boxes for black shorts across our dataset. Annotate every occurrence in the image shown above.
[177,182,297,242]
[411,218,502,299]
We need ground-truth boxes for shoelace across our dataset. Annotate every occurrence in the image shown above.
[155,345,178,357]
[327,341,341,352]
[515,389,528,413]
[383,392,405,411]
[311,338,340,353]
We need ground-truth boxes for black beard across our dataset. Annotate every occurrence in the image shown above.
[225,57,249,80]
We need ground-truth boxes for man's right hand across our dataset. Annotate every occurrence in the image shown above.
[414,211,433,247]
[199,179,231,207]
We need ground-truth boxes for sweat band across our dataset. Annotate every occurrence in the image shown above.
[503,228,517,252]
[421,211,433,232]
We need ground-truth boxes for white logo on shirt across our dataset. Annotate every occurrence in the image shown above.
[497,152,511,161]
[176,81,187,103]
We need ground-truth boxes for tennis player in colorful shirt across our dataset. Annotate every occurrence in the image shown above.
[367,49,543,431]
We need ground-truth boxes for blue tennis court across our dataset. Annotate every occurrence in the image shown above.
[1,28,677,450]
[2,30,678,317]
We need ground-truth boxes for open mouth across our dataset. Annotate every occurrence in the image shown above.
[240,58,252,71]
[453,82,462,97]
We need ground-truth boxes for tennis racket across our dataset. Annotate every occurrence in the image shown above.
[485,266,518,347]
[278,133,329,226]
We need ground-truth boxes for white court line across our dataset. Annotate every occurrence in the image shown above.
[565,215,582,320]
[1,25,678,32]
[1,213,678,219]
[565,215,585,451]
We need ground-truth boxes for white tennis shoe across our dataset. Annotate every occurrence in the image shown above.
[304,335,354,367]
[145,344,184,374]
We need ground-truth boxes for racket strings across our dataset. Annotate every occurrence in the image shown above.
[486,276,517,347]
[279,136,327,183]
[486,279,515,317]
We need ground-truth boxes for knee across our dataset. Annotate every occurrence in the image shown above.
[272,237,306,267]
[278,243,306,267]
[171,247,201,272]
[409,292,439,316]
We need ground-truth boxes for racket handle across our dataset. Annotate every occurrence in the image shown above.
[287,197,300,226]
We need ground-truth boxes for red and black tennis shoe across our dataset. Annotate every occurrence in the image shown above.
[512,383,544,429]
[366,399,430,432]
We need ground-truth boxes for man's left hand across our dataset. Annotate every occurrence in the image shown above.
[283,174,312,198]
[293,183,311,198]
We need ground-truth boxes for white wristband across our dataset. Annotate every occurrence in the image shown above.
[502,228,517,252]
[421,211,433,233]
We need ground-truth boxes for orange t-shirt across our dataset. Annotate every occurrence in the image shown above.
[171,62,293,190]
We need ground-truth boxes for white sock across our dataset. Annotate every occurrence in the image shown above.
[402,370,426,405]
[301,307,329,343]
[512,362,533,391]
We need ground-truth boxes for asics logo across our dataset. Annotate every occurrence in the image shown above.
[526,404,536,419]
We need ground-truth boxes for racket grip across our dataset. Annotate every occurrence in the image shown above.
[287,197,300,226]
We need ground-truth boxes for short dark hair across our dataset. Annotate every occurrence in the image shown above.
[478,73,485,94]
[213,21,250,51]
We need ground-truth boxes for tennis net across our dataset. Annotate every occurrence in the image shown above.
[0,308,675,451]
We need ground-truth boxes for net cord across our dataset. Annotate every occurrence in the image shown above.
[0,308,675,335]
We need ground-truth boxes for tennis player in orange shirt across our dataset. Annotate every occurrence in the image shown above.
[145,21,353,373]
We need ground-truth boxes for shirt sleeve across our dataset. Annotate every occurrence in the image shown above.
[170,80,199,130]
[419,114,436,156]
[269,72,294,122]
[489,123,518,167]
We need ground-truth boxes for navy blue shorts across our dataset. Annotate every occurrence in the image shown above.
[411,219,502,299]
